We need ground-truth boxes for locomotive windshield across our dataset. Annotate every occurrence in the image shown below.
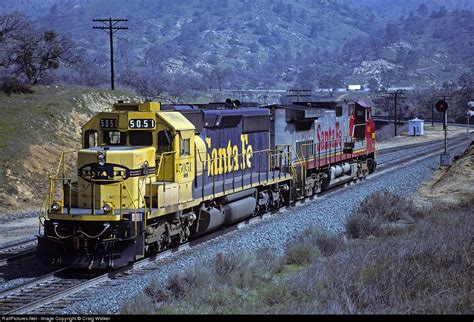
[103,131,126,145]
[129,131,153,146]
[99,130,153,146]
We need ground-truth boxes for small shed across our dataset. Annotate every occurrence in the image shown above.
[408,117,424,136]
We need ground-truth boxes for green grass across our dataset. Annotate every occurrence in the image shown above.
[0,85,138,212]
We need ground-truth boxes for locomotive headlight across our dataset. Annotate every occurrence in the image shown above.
[50,201,63,213]
[102,202,114,214]
[97,152,106,166]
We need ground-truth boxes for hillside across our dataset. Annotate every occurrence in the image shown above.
[0,86,141,213]
[341,0,474,19]
[1,0,472,92]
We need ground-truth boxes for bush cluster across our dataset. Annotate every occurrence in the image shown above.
[346,191,423,239]
[0,76,33,96]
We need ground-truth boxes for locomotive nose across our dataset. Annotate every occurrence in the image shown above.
[76,146,156,211]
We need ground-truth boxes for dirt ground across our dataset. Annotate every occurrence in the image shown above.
[0,217,38,245]
[413,142,474,208]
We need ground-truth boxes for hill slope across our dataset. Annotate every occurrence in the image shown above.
[0,86,141,213]
[1,0,472,90]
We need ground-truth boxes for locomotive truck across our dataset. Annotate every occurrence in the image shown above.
[38,99,376,269]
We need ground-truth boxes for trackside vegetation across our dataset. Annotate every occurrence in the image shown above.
[121,190,473,314]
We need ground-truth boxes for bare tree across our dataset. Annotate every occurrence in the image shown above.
[0,12,29,43]
[0,12,77,85]
[417,4,428,17]
[12,30,76,84]
[213,66,231,91]
[0,12,30,68]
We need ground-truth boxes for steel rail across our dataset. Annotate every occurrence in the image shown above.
[377,135,469,167]
[0,237,36,253]
[377,133,468,156]
[0,238,37,267]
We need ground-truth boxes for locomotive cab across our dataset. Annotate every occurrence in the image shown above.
[38,102,201,268]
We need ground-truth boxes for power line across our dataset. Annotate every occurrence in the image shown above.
[93,18,128,90]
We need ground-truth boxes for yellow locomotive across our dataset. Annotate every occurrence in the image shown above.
[38,101,292,268]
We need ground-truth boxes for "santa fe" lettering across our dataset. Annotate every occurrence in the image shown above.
[205,134,253,176]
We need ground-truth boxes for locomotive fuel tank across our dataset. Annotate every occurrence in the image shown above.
[330,162,351,179]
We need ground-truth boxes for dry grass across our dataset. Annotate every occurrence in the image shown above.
[122,193,473,314]
[287,206,473,314]
[346,190,423,239]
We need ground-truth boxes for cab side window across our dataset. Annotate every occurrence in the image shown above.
[158,130,172,153]
[84,130,98,148]
[180,138,190,156]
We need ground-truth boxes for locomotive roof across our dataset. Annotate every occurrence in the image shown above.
[158,111,195,131]
[162,105,269,116]
[265,99,371,111]
[266,101,339,110]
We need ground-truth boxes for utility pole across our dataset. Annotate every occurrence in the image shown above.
[93,18,128,90]
[431,101,434,126]
[466,100,474,134]
[384,89,406,136]
[425,102,434,126]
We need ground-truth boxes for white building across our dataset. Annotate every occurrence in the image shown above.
[408,118,424,136]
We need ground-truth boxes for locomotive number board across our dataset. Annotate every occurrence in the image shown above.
[129,119,155,129]
[100,119,118,128]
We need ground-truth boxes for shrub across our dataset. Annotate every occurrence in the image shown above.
[213,250,279,289]
[284,242,317,265]
[166,266,210,299]
[284,228,321,265]
[143,279,172,304]
[263,283,288,306]
[315,231,345,256]
[0,76,33,96]
[283,207,473,314]
[120,292,156,314]
[346,191,423,239]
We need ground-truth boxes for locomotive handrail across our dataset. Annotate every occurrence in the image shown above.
[143,151,176,209]
[52,150,77,178]
[285,144,306,197]
[46,173,140,221]
[191,147,292,200]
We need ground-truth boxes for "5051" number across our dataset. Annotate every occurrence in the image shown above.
[129,119,155,129]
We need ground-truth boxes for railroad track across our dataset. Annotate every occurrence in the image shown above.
[0,268,94,314]
[376,133,468,156]
[1,135,471,315]
[376,135,470,167]
[0,238,37,267]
